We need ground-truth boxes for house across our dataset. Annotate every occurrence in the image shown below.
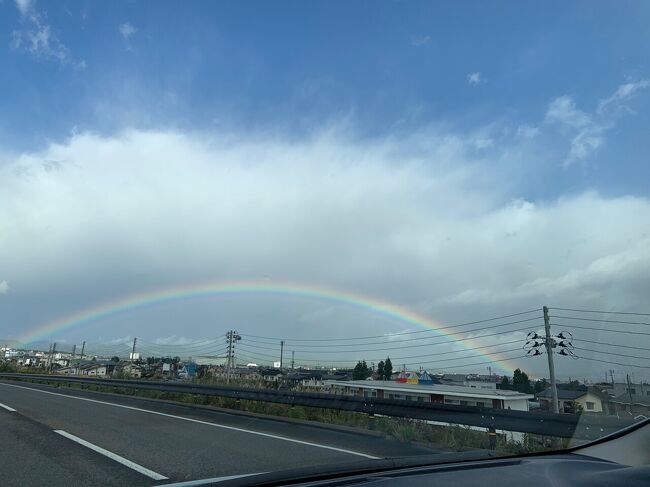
[537,387,607,413]
[178,362,198,380]
[601,382,650,400]
[283,371,328,388]
[608,393,650,417]
[76,361,118,377]
[119,362,143,378]
[327,380,532,410]
[418,371,435,385]
[440,373,497,390]
[261,369,283,382]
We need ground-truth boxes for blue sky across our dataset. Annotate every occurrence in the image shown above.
[2,1,649,180]
[1,1,649,377]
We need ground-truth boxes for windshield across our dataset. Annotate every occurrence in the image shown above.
[1,1,649,485]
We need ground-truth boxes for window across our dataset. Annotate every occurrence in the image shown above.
[476,402,485,407]
[417,396,424,402]
[460,400,468,406]
[586,402,595,410]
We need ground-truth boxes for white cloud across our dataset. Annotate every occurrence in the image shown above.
[153,336,208,346]
[11,0,73,64]
[15,0,33,16]
[119,22,137,40]
[516,125,540,138]
[410,35,430,47]
[545,81,649,167]
[598,80,650,115]
[1,128,648,376]
[0,281,8,294]
[467,72,483,85]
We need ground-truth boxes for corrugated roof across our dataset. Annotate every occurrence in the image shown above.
[327,380,532,400]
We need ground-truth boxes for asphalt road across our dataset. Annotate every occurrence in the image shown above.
[0,380,440,486]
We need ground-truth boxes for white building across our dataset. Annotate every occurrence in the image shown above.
[327,380,532,410]
[327,380,533,442]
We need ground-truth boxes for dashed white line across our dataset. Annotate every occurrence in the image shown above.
[0,381,380,459]
[0,402,16,412]
[54,429,168,481]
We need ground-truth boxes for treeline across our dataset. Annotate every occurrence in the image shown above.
[352,357,393,380]
[499,368,548,394]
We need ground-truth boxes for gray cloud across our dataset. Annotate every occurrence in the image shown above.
[1,128,649,377]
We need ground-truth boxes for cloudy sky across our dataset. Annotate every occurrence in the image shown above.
[1,1,649,379]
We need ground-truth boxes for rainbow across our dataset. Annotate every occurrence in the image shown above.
[16,280,524,372]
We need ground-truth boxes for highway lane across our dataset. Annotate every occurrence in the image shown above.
[0,380,440,485]
[0,402,153,486]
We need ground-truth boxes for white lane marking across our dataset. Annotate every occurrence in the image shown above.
[54,429,168,481]
[0,402,17,412]
[0,382,380,459]
[159,473,264,487]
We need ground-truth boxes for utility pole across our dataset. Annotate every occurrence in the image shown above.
[543,306,559,414]
[225,330,241,384]
[610,369,615,386]
[49,342,57,372]
[71,344,76,360]
[80,341,86,361]
[131,337,137,363]
[280,340,284,369]
[291,350,295,370]
[627,374,635,415]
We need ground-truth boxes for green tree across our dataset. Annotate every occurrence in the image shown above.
[512,369,533,394]
[383,357,393,380]
[110,356,120,363]
[376,360,385,379]
[500,376,511,390]
[534,378,548,394]
[353,360,371,380]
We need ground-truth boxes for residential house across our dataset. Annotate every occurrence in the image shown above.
[537,387,607,413]
[178,362,198,380]
[608,393,650,418]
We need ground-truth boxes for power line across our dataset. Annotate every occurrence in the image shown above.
[242,316,540,348]
[573,355,650,370]
[240,309,542,342]
[550,323,650,336]
[239,324,534,354]
[573,347,650,361]
[549,315,650,326]
[237,348,528,370]
[238,339,524,363]
[419,354,530,370]
[137,343,227,354]
[575,338,650,352]
[549,307,650,317]
[137,339,224,350]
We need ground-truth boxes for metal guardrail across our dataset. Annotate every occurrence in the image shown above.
[0,373,632,439]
